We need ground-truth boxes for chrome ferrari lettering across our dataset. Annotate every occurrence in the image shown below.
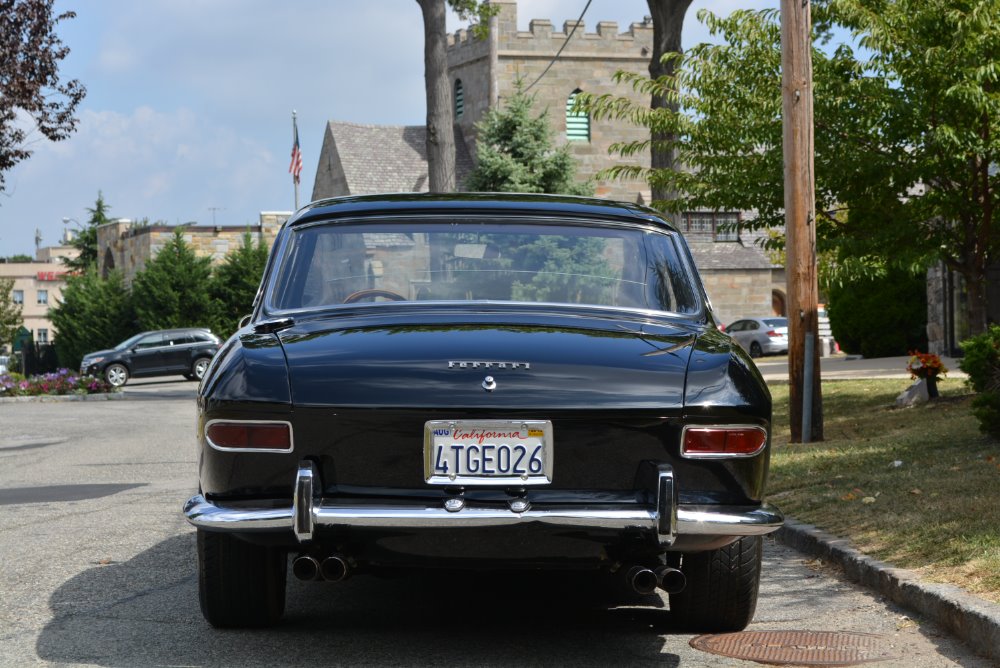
[448,361,530,370]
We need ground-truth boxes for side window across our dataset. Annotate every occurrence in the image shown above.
[566,89,590,142]
[172,333,196,345]
[135,333,166,349]
[748,321,760,331]
[728,321,745,332]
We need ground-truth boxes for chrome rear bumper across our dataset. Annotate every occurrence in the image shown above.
[184,461,783,546]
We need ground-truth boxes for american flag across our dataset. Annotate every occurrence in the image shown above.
[289,115,303,184]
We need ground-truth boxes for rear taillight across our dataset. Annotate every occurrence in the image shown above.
[766,330,779,337]
[206,420,293,452]
[681,426,767,458]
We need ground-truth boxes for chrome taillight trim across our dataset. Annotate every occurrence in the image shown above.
[205,419,294,453]
[679,424,768,459]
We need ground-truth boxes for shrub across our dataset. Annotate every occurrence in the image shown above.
[826,268,927,358]
[0,369,115,397]
[960,325,1000,439]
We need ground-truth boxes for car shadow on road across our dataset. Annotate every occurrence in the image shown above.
[37,533,686,667]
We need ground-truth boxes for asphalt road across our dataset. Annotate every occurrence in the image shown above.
[0,382,992,667]
[754,354,967,382]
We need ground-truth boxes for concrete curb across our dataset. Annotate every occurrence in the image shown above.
[0,392,124,404]
[775,518,1000,660]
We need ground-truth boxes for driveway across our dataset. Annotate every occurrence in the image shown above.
[1,392,994,665]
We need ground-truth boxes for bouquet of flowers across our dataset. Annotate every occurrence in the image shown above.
[907,351,948,380]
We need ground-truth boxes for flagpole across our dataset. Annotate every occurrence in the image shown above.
[292,110,300,210]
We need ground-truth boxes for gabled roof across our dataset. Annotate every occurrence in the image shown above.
[311,121,475,200]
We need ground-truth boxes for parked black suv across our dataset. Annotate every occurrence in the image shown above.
[80,328,222,387]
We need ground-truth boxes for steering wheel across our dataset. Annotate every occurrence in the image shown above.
[342,289,408,304]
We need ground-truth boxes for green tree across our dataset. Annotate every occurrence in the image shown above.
[208,232,269,338]
[49,269,134,369]
[63,192,112,272]
[466,83,592,195]
[0,277,23,351]
[0,0,86,193]
[582,2,1000,335]
[826,267,927,358]
[130,230,213,331]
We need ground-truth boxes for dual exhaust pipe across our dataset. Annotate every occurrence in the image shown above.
[626,565,686,595]
[294,554,683,594]
[292,554,350,582]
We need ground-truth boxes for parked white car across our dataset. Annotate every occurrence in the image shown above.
[725,317,788,357]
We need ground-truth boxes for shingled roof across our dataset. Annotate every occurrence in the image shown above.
[311,121,475,200]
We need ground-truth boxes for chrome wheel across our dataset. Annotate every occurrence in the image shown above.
[105,363,129,387]
[193,357,211,380]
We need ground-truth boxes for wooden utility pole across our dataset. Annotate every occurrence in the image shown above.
[780,0,823,442]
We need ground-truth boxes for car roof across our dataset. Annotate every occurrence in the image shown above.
[289,193,680,233]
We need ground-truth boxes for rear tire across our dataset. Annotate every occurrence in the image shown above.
[749,342,763,358]
[669,536,762,632]
[197,530,286,628]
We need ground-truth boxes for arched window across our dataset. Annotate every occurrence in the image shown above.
[565,89,590,142]
[454,79,464,119]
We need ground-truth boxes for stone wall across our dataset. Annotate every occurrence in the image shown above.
[97,212,289,285]
[701,270,777,326]
[447,0,652,200]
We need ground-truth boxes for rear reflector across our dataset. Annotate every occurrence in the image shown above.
[681,426,767,458]
[206,421,293,452]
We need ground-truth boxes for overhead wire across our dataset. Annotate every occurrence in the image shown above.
[523,0,594,92]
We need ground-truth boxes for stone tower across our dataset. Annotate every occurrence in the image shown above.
[447,0,654,199]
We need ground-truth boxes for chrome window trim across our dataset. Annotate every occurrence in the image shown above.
[205,419,295,454]
[679,424,769,460]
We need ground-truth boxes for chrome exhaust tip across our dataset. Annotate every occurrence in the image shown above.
[655,566,686,594]
[626,566,659,595]
[292,555,321,581]
[320,554,350,582]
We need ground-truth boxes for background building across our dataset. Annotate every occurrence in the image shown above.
[96,212,289,285]
[0,241,79,347]
[309,1,783,326]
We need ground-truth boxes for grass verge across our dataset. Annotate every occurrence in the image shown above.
[767,378,1000,602]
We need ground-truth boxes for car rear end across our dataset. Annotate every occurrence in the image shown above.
[184,195,782,630]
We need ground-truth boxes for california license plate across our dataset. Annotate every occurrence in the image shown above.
[424,420,553,485]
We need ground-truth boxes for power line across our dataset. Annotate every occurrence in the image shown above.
[523,0,593,92]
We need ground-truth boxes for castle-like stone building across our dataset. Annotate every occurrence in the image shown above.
[310,1,785,326]
[95,212,289,285]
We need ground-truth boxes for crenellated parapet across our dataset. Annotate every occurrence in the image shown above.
[447,0,653,69]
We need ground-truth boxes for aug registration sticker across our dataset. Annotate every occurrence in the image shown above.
[423,420,554,485]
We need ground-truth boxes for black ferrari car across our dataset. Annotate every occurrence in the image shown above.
[184,193,782,630]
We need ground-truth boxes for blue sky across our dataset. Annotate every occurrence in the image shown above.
[1,0,778,257]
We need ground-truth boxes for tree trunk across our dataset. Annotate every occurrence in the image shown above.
[417,0,457,193]
[646,0,693,208]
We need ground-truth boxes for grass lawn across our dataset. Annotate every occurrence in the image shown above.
[767,378,1000,602]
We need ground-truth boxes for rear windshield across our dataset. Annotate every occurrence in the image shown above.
[763,318,788,328]
[267,220,701,314]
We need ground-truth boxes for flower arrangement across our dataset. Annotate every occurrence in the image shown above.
[907,351,948,380]
[0,368,115,397]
